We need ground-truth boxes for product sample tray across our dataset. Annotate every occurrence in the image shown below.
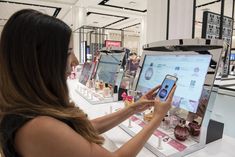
[119,115,199,157]
[76,82,116,105]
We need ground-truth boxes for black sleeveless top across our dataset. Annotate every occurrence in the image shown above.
[0,114,74,157]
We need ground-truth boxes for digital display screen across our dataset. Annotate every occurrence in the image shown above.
[90,62,97,79]
[230,53,235,61]
[136,54,212,113]
[95,54,123,85]
[79,62,92,85]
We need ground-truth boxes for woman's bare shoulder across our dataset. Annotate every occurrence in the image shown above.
[14,116,92,157]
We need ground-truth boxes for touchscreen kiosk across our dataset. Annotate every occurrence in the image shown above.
[76,52,125,105]
[79,62,92,85]
[119,39,224,157]
[95,53,124,85]
[136,54,212,113]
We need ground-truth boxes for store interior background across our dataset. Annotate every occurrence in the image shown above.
[1,0,235,55]
[0,0,235,139]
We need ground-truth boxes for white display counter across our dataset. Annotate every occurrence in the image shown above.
[68,79,235,157]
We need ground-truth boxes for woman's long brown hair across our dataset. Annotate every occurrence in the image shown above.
[0,9,103,150]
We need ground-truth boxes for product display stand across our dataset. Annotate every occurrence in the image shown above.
[120,115,199,157]
[75,82,117,105]
[76,48,126,105]
[120,39,225,157]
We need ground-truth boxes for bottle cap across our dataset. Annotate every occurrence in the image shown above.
[114,85,118,93]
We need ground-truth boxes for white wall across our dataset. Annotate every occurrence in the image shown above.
[108,32,140,54]
[232,36,235,48]
[168,0,194,39]
[124,35,140,54]
[108,32,122,41]
[139,15,147,55]
[62,8,73,28]
[62,6,86,61]
[147,0,194,43]
[147,0,168,43]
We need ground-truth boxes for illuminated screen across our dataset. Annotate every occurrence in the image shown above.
[105,40,121,47]
[79,62,92,85]
[90,62,97,79]
[136,54,212,113]
[96,54,123,85]
[230,53,235,61]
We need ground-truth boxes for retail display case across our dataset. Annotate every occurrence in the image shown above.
[76,47,126,105]
[119,39,225,157]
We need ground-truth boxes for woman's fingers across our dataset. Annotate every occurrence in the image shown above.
[138,99,155,105]
[145,85,161,96]
[166,85,177,102]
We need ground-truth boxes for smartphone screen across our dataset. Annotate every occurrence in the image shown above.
[156,75,178,101]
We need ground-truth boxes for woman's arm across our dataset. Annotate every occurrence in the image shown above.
[15,86,176,157]
[91,86,161,134]
[14,109,165,157]
[113,114,164,157]
[91,106,135,134]
[112,86,176,157]
[14,88,175,157]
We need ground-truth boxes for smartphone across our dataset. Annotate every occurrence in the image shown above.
[156,75,178,101]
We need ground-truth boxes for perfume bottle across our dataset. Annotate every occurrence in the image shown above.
[95,80,100,91]
[99,81,104,90]
[174,119,189,141]
[169,115,180,128]
[188,121,201,136]
[113,85,118,101]
[145,63,154,80]
[162,115,170,130]
[103,83,110,97]
[86,79,93,88]
[91,79,95,89]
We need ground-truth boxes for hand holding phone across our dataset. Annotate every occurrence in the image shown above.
[156,74,178,101]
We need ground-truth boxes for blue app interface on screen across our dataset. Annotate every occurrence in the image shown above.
[157,78,175,101]
[136,54,212,113]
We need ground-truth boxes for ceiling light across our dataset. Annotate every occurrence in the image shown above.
[38,9,47,14]
[201,8,210,11]
[129,1,137,5]
[101,16,107,19]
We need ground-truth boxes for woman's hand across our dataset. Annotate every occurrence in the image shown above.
[152,85,177,119]
[128,85,161,114]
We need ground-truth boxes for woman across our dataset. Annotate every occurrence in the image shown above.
[127,52,140,74]
[0,9,176,157]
